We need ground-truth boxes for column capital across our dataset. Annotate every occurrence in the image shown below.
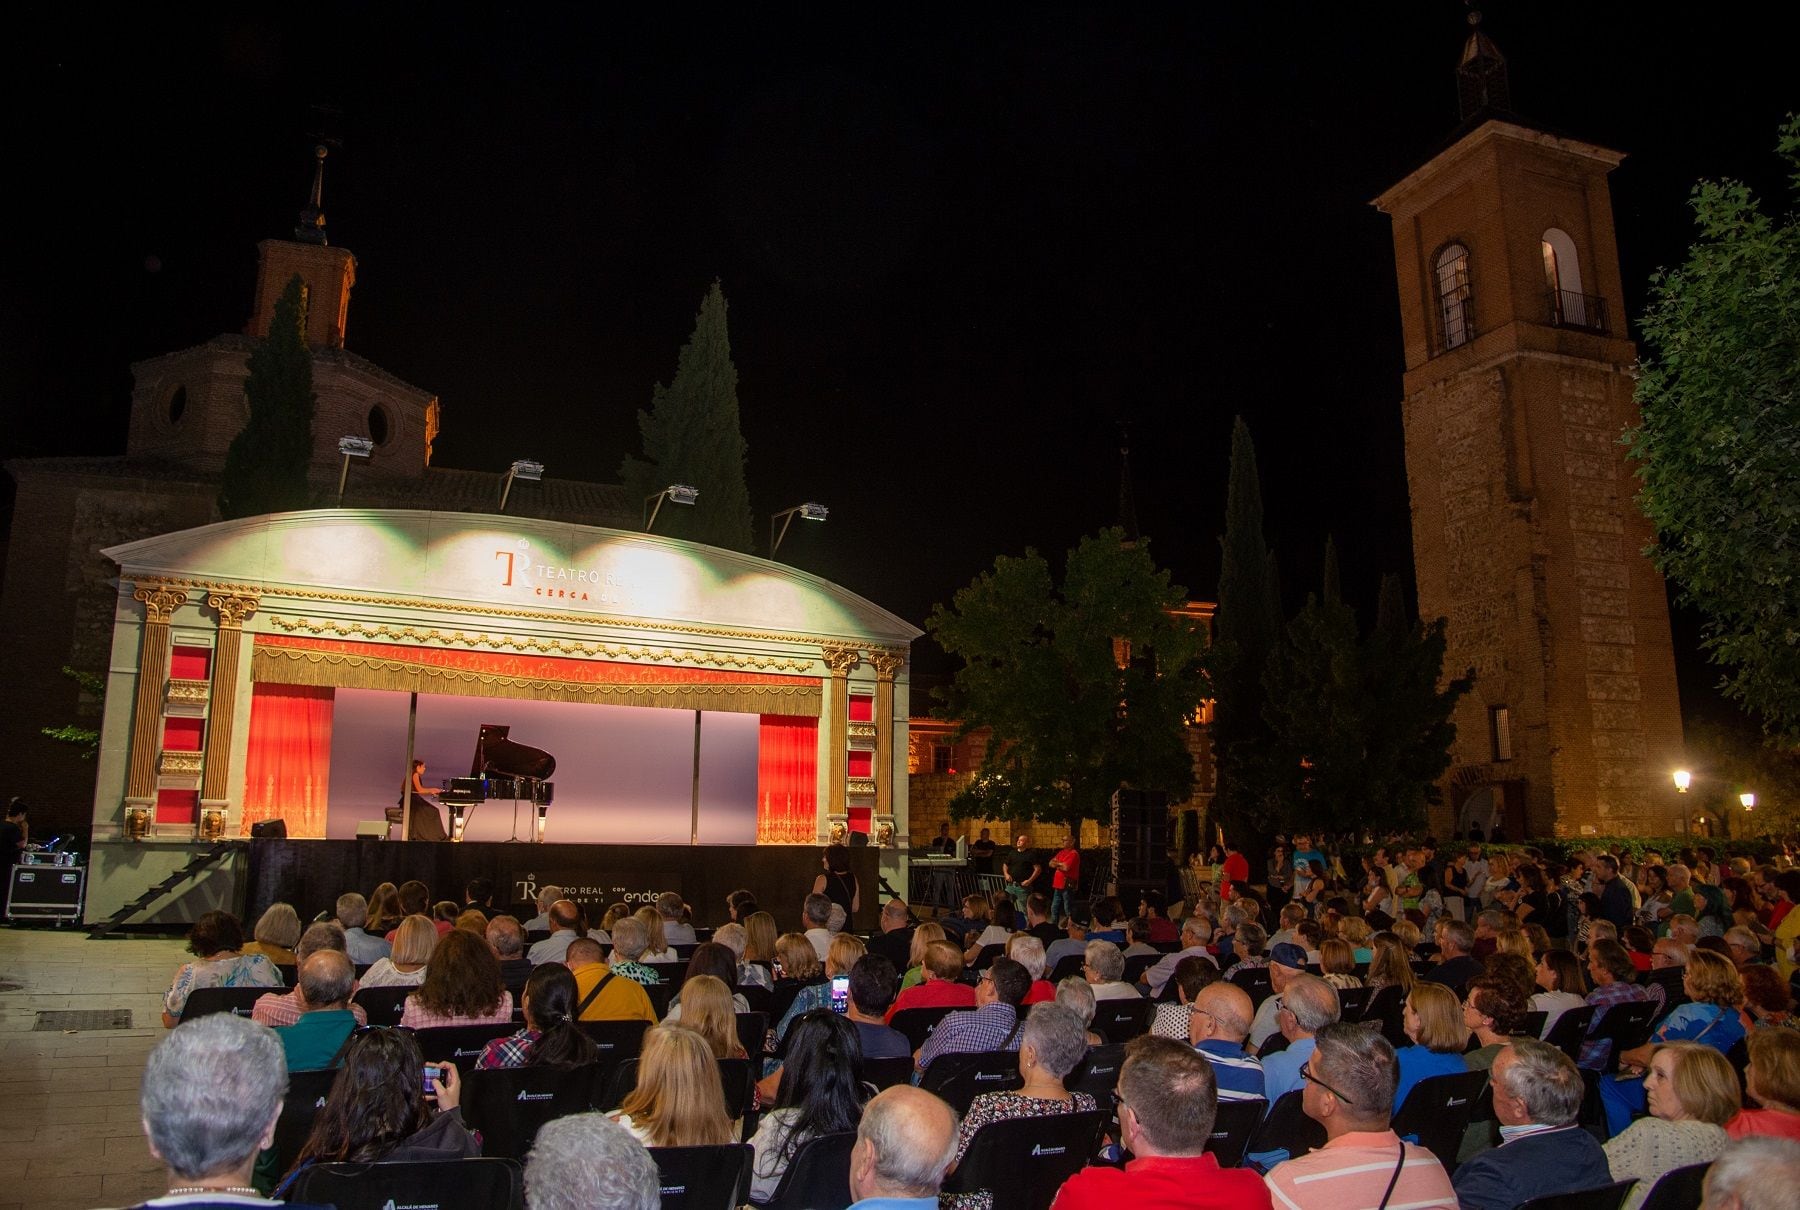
[132,583,189,625]
[206,592,261,629]
[868,650,905,681]
[820,645,861,676]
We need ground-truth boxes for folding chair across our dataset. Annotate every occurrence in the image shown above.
[1389,1068,1490,1171]
[1062,1043,1127,1097]
[889,1006,957,1051]
[1122,953,1161,983]
[1516,1180,1635,1210]
[1244,1089,1326,1167]
[414,1022,522,1076]
[648,1144,753,1210]
[1636,1162,1712,1210]
[290,1157,523,1210]
[919,1050,1022,1114]
[970,944,1006,973]
[1047,954,1087,984]
[753,1130,855,1210]
[1589,1000,1659,1073]
[1230,967,1274,1010]
[646,961,688,988]
[1364,984,1407,1046]
[1093,997,1151,1043]
[646,981,677,1018]
[1203,1098,1266,1168]
[462,1063,606,1160]
[350,985,413,1026]
[939,1110,1107,1210]
[1543,1004,1596,1062]
[1512,1010,1548,1038]
[579,1017,651,1062]
[268,1068,340,1176]
[735,1012,769,1060]
[767,978,823,1024]
[739,984,773,1016]
[178,987,270,1023]
[860,1055,915,1091]
[1335,985,1373,1023]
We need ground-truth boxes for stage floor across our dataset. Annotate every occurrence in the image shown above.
[245,838,881,932]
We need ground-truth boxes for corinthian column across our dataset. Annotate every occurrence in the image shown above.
[200,594,259,815]
[868,651,905,828]
[820,645,862,823]
[125,584,188,803]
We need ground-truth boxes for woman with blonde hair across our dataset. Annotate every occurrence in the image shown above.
[1392,917,1423,953]
[776,933,865,1041]
[1393,982,1469,1109]
[360,915,435,987]
[1495,929,1533,962]
[1604,1042,1740,1209]
[1340,916,1374,965]
[898,921,946,991]
[633,905,677,963]
[601,902,632,933]
[1365,932,1416,996]
[243,903,302,966]
[676,975,748,1060]
[1727,1028,1800,1142]
[610,1024,736,1148]
[741,912,778,988]
[1318,939,1362,990]
[1605,947,1749,1135]
[773,932,822,985]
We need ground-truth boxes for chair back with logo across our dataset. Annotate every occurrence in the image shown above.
[1229,966,1274,1009]
[414,1023,523,1076]
[1121,953,1161,983]
[1092,997,1151,1043]
[1244,1089,1325,1164]
[1062,1043,1127,1097]
[970,944,1006,973]
[860,1055,915,1091]
[940,1110,1107,1210]
[1542,1005,1596,1063]
[754,1130,855,1210]
[888,1005,957,1051]
[920,1050,1022,1114]
[579,1017,652,1062]
[1364,983,1407,1045]
[462,1063,605,1159]
[1389,1068,1490,1170]
[178,987,270,1023]
[1516,1180,1636,1210]
[1636,1162,1711,1210]
[1590,1000,1659,1072]
[1203,1098,1267,1168]
[268,1067,341,1176]
[1512,1010,1548,1039]
[646,961,688,988]
[1334,985,1373,1022]
[289,1157,523,1210]
[1047,954,1086,984]
[350,985,413,1026]
[648,1143,753,1210]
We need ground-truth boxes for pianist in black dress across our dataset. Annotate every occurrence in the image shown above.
[404,760,450,842]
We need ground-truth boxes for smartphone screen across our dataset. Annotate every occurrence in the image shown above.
[422,1064,442,1093]
[830,974,850,1013]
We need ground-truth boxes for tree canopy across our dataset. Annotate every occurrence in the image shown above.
[1628,115,1800,737]
[218,275,315,519]
[927,529,1210,826]
[621,280,755,552]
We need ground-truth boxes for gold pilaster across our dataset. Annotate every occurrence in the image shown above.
[200,594,259,804]
[869,650,904,824]
[820,645,861,819]
[125,585,188,801]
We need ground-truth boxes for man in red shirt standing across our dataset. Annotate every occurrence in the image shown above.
[1221,842,1251,901]
[1049,831,1082,926]
[1052,1036,1271,1210]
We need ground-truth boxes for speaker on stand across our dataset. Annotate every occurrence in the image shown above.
[1111,788,1170,905]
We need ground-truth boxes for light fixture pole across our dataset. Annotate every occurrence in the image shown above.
[644,484,699,532]
[336,436,374,505]
[769,502,829,556]
[498,460,545,513]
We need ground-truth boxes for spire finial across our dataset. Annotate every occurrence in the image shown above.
[1457,3,1511,122]
[294,144,329,245]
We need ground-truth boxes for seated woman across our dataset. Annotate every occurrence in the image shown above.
[1083,940,1138,1000]
[160,910,284,1027]
[1392,983,1469,1111]
[398,926,514,1029]
[364,882,403,936]
[898,922,947,991]
[1727,1028,1800,1142]
[1463,975,1527,1070]
[964,900,1017,961]
[1006,935,1055,1005]
[1604,1042,1740,1210]
[773,931,825,996]
[1150,956,1219,1039]
[1340,916,1374,966]
[740,912,779,990]
[609,1024,736,1148]
[278,1027,479,1196]
[605,916,663,985]
[359,915,435,988]
[475,963,599,1070]
[1364,933,1416,997]
[242,902,303,968]
[944,1002,1097,1210]
[667,942,752,1021]
[1318,939,1363,990]
[1603,949,1749,1136]
[1531,948,1589,1038]
[776,934,866,1041]
[748,1010,867,1203]
[634,905,678,964]
[674,975,749,1061]
[1055,976,1104,1047]
[1741,964,1797,1032]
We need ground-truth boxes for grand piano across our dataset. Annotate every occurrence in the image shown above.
[437,724,557,842]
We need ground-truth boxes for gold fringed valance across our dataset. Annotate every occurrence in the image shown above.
[251,636,821,717]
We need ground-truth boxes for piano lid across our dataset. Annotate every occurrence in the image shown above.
[471,723,556,782]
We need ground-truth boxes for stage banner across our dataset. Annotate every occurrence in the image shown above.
[511,867,682,913]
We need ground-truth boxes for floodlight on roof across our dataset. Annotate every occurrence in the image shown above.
[769,502,830,556]
[645,484,700,531]
[499,459,546,512]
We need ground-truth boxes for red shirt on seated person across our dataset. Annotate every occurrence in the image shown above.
[885,940,978,1022]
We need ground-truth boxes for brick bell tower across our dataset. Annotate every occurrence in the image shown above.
[1372,14,1685,840]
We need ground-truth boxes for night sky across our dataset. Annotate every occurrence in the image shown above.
[5,5,1793,709]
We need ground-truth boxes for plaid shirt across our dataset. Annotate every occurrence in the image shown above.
[250,990,368,1029]
[398,990,514,1030]
[916,1003,1022,1070]
[476,1027,539,1070]
[1579,981,1649,1069]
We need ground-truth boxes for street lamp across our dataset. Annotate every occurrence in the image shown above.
[1673,769,1693,838]
[498,460,545,512]
[1740,792,1756,811]
[1673,769,1691,793]
[769,502,829,556]
[644,484,699,532]
[336,436,374,505]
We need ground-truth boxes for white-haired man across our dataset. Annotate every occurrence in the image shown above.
[1143,914,1218,996]
[847,1085,961,1210]
[523,1111,662,1210]
[1702,1136,1800,1209]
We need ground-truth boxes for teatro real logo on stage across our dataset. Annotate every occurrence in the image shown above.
[494,540,632,606]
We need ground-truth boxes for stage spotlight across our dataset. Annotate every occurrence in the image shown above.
[644,483,700,532]
[769,502,830,556]
[499,459,546,513]
[336,435,375,505]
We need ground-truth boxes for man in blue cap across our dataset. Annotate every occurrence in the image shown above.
[1246,942,1311,1055]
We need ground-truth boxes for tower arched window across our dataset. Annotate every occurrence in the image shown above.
[1434,243,1474,350]
[1541,227,1589,327]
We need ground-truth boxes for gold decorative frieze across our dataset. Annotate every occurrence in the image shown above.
[159,750,203,777]
[263,616,813,674]
[868,651,905,680]
[166,679,211,712]
[847,722,877,744]
[846,779,877,797]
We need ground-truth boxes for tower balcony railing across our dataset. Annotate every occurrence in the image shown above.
[1547,288,1609,334]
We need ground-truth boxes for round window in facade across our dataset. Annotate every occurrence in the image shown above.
[367,405,391,446]
[164,383,188,426]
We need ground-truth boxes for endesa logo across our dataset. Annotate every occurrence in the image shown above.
[494,539,630,605]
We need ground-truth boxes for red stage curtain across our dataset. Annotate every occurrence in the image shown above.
[241,684,335,838]
[757,715,818,844]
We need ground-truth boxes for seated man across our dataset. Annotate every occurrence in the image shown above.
[1187,981,1265,1103]
[869,898,917,970]
[527,900,586,965]
[802,893,835,960]
[847,1085,960,1210]
[335,892,392,965]
[565,937,656,1024]
[252,922,368,1028]
[657,891,697,946]
[273,950,360,1072]
[845,955,912,1059]
[1703,1137,1800,1210]
[886,940,977,1021]
[916,957,1029,1072]
[1143,915,1218,997]
[132,1014,333,1210]
[1246,944,1310,1054]
[1423,920,1482,995]
[488,915,533,1000]
[1452,1038,1613,1210]
[522,1111,662,1210]
[1051,1036,1271,1210]
[1263,1025,1457,1208]
[523,884,563,933]
[1258,975,1341,1107]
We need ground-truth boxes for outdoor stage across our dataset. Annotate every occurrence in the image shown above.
[243,837,881,931]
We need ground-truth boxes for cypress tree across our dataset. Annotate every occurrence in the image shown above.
[621,281,754,552]
[218,275,316,519]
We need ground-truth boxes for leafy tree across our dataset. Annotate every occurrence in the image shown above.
[219,275,316,519]
[621,280,754,552]
[40,666,104,759]
[927,529,1210,827]
[1210,417,1285,843]
[1680,715,1800,838]
[1627,116,1800,736]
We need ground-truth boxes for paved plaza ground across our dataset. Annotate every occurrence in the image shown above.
[0,927,190,1210]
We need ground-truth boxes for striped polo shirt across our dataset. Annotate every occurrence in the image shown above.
[1195,1038,1266,1102]
[1264,1130,1457,1210]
